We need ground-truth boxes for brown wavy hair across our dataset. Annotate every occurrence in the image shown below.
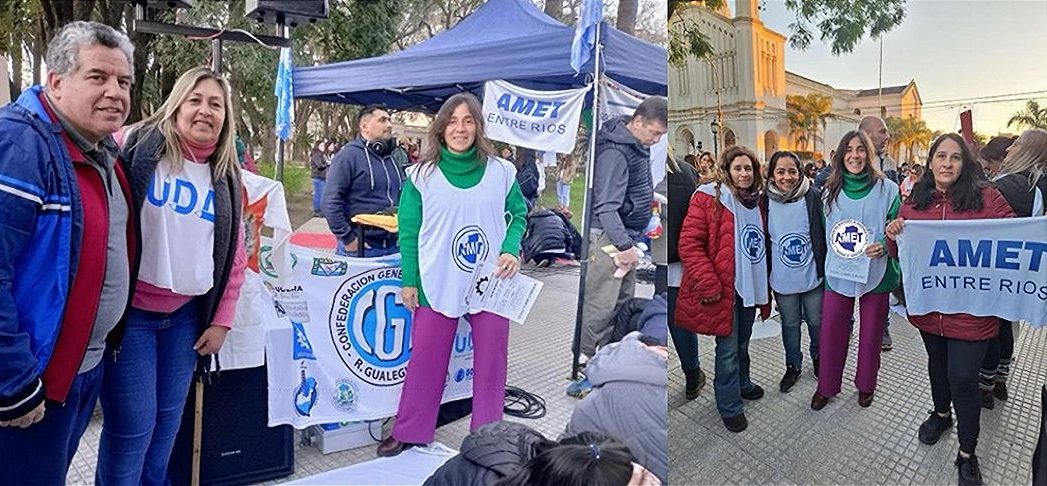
[417,93,497,173]
[823,130,882,213]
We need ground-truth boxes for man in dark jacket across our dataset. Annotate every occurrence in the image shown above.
[579,96,667,364]
[322,105,404,257]
[0,22,138,484]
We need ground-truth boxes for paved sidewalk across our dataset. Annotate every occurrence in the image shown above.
[669,311,1044,485]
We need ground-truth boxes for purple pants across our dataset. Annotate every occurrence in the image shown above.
[392,307,510,443]
[817,290,889,397]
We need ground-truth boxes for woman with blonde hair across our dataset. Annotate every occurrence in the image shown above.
[97,66,246,484]
[377,92,529,457]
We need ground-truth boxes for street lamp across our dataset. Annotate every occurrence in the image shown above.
[710,119,720,159]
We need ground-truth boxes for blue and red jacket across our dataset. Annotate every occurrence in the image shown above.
[0,86,138,421]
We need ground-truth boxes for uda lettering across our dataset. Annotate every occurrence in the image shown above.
[147,177,216,222]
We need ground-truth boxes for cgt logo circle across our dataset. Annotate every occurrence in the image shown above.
[329,267,413,387]
[830,219,870,258]
[452,226,489,272]
[741,224,765,263]
[779,233,812,268]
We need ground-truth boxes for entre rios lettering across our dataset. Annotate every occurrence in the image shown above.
[329,267,413,387]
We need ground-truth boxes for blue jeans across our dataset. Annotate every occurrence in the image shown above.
[556,180,571,207]
[335,241,400,258]
[312,178,325,213]
[97,300,201,486]
[0,363,103,484]
[667,285,700,372]
[775,287,823,368]
[713,295,757,418]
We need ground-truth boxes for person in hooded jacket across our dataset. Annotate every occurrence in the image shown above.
[676,145,772,433]
[309,140,329,216]
[322,105,404,257]
[886,133,1014,486]
[760,151,826,393]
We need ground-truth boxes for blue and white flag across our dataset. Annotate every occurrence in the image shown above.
[897,217,1047,327]
[275,47,294,141]
[482,80,588,154]
[570,0,602,74]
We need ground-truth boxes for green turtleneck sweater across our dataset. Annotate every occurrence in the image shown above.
[398,146,529,308]
[824,171,902,294]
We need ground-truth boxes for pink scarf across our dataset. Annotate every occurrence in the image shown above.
[182,137,218,164]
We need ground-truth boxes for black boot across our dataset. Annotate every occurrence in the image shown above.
[955,453,983,486]
[993,381,1008,401]
[684,368,706,400]
[979,389,994,410]
[917,410,953,445]
[779,364,801,393]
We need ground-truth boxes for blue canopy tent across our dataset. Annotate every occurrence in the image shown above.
[291,0,667,112]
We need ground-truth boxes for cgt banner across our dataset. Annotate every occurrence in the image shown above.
[482,79,587,154]
[897,217,1047,327]
[600,76,667,186]
[265,245,475,428]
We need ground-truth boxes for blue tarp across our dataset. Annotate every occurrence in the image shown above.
[292,0,666,112]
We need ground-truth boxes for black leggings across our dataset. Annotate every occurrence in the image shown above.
[979,319,1014,388]
[921,332,991,454]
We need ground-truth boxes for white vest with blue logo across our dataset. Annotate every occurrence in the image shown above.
[409,156,515,318]
[823,178,898,297]
[768,198,821,295]
[699,184,768,307]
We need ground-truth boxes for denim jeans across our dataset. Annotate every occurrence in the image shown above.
[311,178,325,213]
[667,285,700,372]
[775,287,822,368]
[713,295,757,417]
[97,299,201,486]
[556,180,571,207]
[335,241,400,258]
[0,363,103,485]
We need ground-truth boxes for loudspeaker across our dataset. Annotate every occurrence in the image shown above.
[168,366,294,486]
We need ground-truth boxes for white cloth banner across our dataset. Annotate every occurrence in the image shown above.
[898,217,1047,327]
[482,79,587,155]
[600,76,667,186]
[266,246,474,428]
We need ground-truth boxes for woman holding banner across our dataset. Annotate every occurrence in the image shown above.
[810,131,900,411]
[377,93,529,457]
[760,151,826,393]
[676,145,770,433]
[98,67,246,484]
[885,133,1014,486]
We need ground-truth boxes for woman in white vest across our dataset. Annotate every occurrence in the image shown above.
[376,93,529,457]
[676,145,770,433]
[811,130,900,411]
[760,151,826,394]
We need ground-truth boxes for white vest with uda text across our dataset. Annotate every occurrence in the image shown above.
[408,157,515,318]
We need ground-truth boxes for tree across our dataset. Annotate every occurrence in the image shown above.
[1007,100,1047,131]
[787,94,832,153]
[887,116,932,164]
[670,0,907,66]
[616,0,638,34]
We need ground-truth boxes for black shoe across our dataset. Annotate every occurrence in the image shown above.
[955,453,984,486]
[740,384,764,400]
[918,410,954,445]
[881,328,893,351]
[684,368,706,401]
[979,389,995,410]
[993,381,1008,401]
[376,436,420,457]
[858,392,874,408]
[811,392,829,410]
[779,364,802,393]
[722,413,748,433]
[813,358,820,379]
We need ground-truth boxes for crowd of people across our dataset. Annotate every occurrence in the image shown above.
[668,109,1046,486]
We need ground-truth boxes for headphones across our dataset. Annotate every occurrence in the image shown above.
[366,137,397,156]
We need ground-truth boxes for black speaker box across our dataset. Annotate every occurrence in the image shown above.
[168,365,294,486]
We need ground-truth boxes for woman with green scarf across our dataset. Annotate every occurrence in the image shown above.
[811,131,901,411]
[760,151,826,394]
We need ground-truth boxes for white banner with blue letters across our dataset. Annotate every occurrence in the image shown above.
[897,217,1047,327]
[482,79,587,155]
[265,245,474,428]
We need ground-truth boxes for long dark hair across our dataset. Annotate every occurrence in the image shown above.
[910,133,986,212]
[823,130,883,213]
[496,432,636,486]
[418,93,496,167]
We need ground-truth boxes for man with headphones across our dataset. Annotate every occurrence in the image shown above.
[322,105,405,257]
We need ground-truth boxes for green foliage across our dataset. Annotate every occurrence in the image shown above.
[257,160,310,196]
[787,94,833,153]
[784,0,906,55]
[1008,100,1047,131]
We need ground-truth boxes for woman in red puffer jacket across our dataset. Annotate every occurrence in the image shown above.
[676,145,770,434]
[886,133,1014,486]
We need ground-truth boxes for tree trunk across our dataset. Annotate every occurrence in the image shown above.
[31,20,43,85]
[543,0,564,22]
[10,37,23,93]
[616,0,638,35]
[126,5,153,124]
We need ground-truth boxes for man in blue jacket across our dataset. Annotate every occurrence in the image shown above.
[0,22,138,483]
[321,105,404,257]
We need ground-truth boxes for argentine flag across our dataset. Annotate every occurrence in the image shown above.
[275,47,294,141]
[570,0,602,74]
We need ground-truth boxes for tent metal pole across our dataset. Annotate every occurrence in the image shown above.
[570,20,603,381]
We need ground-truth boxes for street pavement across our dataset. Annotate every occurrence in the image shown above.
[668,309,1045,485]
[67,216,653,484]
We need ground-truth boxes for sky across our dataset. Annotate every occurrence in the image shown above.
[758,0,1047,135]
